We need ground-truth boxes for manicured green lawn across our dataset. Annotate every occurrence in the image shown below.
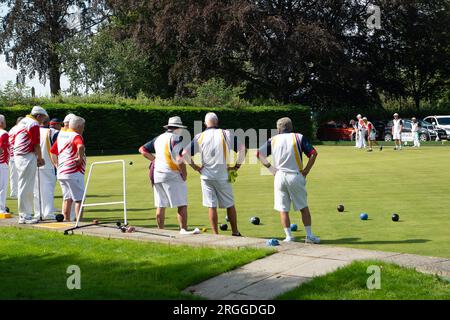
[6,145,450,258]
[0,228,269,299]
[277,260,450,300]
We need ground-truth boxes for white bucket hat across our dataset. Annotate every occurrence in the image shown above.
[31,106,49,118]
[163,116,187,129]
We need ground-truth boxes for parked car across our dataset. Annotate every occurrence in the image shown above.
[423,115,450,137]
[316,121,353,141]
[383,119,447,142]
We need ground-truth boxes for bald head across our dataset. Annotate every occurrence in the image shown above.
[204,112,219,128]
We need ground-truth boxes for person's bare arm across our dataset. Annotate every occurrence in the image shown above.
[179,162,187,181]
[34,144,45,167]
[75,144,85,166]
[139,146,155,162]
[50,153,58,168]
[301,151,318,177]
[181,149,202,172]
[256,151,277,175]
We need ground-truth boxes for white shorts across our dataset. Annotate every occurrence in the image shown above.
[154,175,187,208]
[274,171,308,212]
[201,179,234,208]
[59,177,85,201]
[393,132,401,140]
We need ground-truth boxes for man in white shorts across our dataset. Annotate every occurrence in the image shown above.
[392,113,403,150]
[34,118,59,220]
[257,117,320,243]
[0,115,10,215]
[50,116,86,222]
[182,112,245,236]
[139,116,196,234]
[8,117,23,199]
[14,106,47,224]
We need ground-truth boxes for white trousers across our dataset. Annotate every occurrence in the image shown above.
[0,165,9,212]
[413,132,421,147]
[34,168,57,219]
[9,159,18,198]
[358,129,367,148]
[15,153,37,219]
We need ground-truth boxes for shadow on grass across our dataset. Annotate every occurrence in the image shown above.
[320,237,430,245]
[0,244,246,300]
[84,208,156,213]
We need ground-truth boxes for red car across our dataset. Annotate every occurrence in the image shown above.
[317,121,354,141]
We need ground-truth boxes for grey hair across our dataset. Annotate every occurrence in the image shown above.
[0,115,5,126]
[204,112,219,126]
[69,116,85,130]
[277,117,293,133]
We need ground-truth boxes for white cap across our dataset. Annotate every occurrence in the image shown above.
[356,114,362,119]
[393,113,399,117]
[363,117,368,120]
[64,113,76,123]
[31,106,48,118]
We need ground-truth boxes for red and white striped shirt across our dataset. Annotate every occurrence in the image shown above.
[50,129,86,179]
[13,115,40,156]
[8,124,20,159]
[0,129,10,166]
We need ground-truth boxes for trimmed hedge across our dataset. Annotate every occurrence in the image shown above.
[0,104,312,151]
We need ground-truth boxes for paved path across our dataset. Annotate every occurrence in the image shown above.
[1,218,449,300]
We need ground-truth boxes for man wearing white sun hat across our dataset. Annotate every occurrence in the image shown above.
[14,106,48,224]
[139,116,199,235]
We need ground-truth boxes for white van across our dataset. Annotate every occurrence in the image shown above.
[423,116,450,136]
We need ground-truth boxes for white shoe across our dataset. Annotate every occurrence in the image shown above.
[283,237,295,242]
[179,229,189,235]
[305,235,321,244]
[43,214,56,220]
[18,218,26,224]
[26,218,39,224]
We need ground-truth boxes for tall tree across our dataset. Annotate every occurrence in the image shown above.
[356,0,450,110]
[0,0,109,95]
[108,0,376,106]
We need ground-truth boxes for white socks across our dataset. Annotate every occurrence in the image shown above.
[305,226,313,237]
[284,227,292,239]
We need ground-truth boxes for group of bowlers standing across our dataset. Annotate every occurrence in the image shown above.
[351,112,418,151]
[139,113,320,243]
[0,106,86,224]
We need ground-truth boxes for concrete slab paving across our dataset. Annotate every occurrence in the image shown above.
[380,253,448,269]
[184,268,272,300]
[240,253,314,274]
[236,274,311,300]
[416,260,450,277]
[282,258,351,278]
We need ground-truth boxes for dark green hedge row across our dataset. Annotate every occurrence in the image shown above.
[0,104,312,151]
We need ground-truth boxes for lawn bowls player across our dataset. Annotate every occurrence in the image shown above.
[50,116,86,222]
[14,106,48,224]
[33,117,59,220]
[8,117,23,199]
[182,112,245,236]
[356,114,367,149]
[257,117,320,243]
[0,115,10,215]
[412,117,420,148]
[139,116,195,234]
[364,117,378,152]
[393,113,403,150]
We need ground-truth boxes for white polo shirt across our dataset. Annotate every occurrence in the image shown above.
[189,128,243,181]
[258,133,316,173]
[143,131,184,183]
